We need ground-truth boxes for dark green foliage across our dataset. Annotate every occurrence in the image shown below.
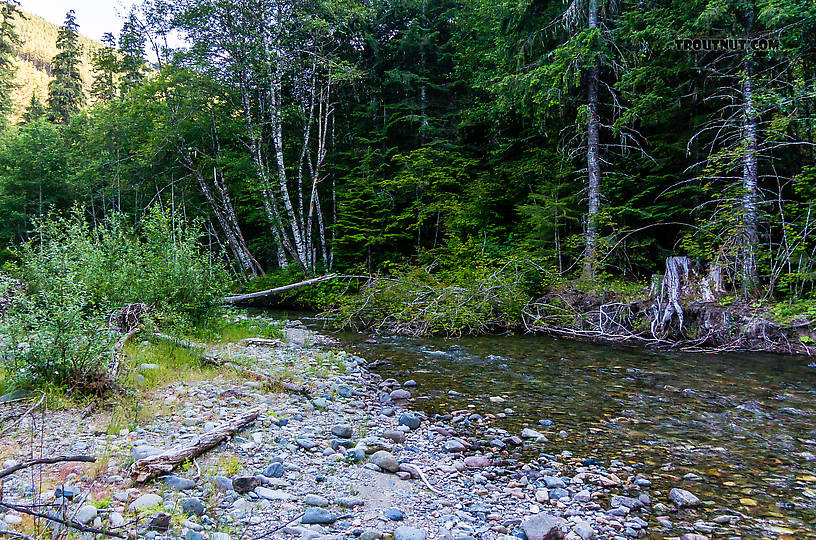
[118,12,144,97]
[47,10,84,123]
[0,0,21,123]
[19,93,46,124]
[91,32,118,102]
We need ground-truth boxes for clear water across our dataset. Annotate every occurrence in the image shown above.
[274,311,816,537]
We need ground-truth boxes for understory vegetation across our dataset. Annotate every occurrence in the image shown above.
[0,207,236,391]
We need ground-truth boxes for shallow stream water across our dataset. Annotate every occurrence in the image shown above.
[270,311,816,537]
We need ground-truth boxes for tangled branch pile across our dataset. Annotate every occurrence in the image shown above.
[328,262,546,336]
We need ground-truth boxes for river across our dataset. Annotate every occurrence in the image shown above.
[275,311,816,537]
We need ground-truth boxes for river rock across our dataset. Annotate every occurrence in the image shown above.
[398,413,421,430]
[338,496,365,507]
[384,507,404,520]
[109,512,125,527]
[360,529,382,540]
[443,439,466,452]
[522,513,568,540]
[163,475,196,491]
[394,526,426,540]
[148,512,171,531]
[522,428,546,439]
[611,495,642,509]
[383,429,406,443]
[390,389,411,400]
[255,487,296,501]
[369,450,400,472]
[312,397,329,409]
[301,507,338,524]
[129,493,163,512]
[76,505,97,525]
[331,424,353,438]
[669,488,701,508]
[296,437,317,450]
[232,476,262,494]
[263,462,285,478]
[182,497,205,516]
[304,494,329,507]
[464,455,490,468]
[573,520,595,540]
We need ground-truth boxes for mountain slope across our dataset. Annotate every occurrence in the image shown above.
[10,9,103,121]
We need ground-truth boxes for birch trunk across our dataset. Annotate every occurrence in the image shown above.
[741,14,759,291]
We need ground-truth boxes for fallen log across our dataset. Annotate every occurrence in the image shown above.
[130,409,260,483]
[221,273,339,304]
[239,337,283,347]
[199,355,310,396]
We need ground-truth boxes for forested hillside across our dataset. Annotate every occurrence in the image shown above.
[7,9,101,121]
[1,0,815,343]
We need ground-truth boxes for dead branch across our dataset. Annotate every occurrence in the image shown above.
[0,501,125,538]
[239,338,283,347]
[130,409,260,483]
[0,391,44,436]
[222,273,339,304]
[0,455,96,480]
[0,530,36,540]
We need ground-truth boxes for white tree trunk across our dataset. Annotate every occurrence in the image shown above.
[741,55,759,290]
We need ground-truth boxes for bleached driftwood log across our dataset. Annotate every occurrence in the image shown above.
[221,273,338,304]
[130,409,260,483]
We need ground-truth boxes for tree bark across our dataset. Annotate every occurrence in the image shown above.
[221,273,338,304]
[130,409,260,483]
[584,0,601,278]
[741,10,759,292]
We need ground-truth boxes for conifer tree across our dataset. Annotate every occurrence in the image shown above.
[119,12,145,96]
[91,32,118,102]
[47,10,85,123]
[0,0,21,123]
[20,92,46,124]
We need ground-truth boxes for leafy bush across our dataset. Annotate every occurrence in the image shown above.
[0,206,234,390]
[14,206,234,322]
[0,278,113,392]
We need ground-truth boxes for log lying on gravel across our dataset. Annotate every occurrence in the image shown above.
[239,337,283,347]
[200,354,310,396]
[130,409,260,483]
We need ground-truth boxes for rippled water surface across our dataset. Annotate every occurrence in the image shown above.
[277,312,816,537]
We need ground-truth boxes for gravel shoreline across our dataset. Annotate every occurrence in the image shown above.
[0,324,737,540]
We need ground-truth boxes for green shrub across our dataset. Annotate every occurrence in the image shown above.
[14,206,234,322]
[0,206,234,390]
[0,282,113,392]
